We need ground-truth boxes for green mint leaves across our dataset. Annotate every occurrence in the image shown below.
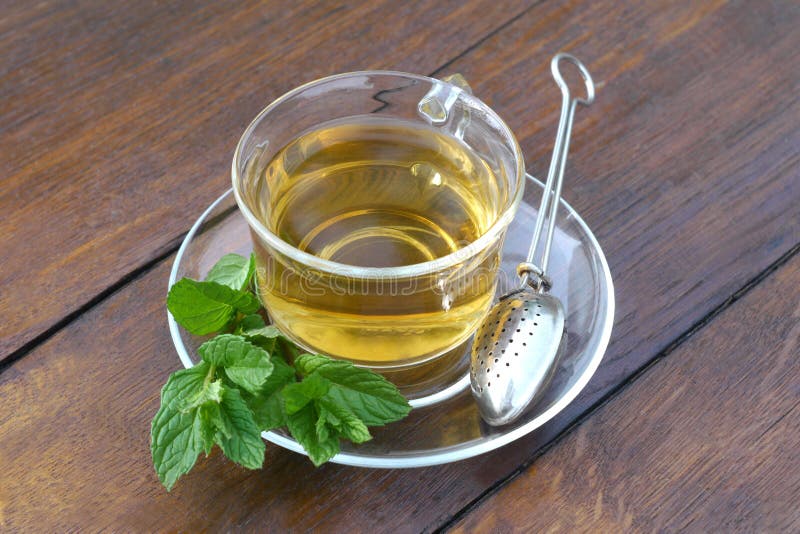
[151,337,271,490]
[213,387,266,469]
[165,253,258,335]
[153,253,411,489]
[150,363,216,490]
[166,279,259,335]
[205,253,256,291]
[199,335,274,394]
[295,354,411,426]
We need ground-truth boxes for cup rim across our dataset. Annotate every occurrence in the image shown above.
[231,70,525,279]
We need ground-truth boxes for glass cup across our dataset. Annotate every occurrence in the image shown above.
[232,71,525,369]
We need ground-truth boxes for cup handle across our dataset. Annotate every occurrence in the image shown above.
[418,73,473,139]
[440,73,473,95]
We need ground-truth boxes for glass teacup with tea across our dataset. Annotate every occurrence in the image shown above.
[232,71,525,373]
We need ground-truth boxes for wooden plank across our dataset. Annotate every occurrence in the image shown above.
[449,255,800,533]
[0,0,531,358]
[1,0,799,531]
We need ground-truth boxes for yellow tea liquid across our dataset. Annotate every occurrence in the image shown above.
[242,117,506,366]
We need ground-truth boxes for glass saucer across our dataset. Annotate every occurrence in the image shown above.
[168,174,614,468]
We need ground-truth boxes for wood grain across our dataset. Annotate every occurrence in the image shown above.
[449,254,800,533]
[1,0,799,531]
[0,0,531,358]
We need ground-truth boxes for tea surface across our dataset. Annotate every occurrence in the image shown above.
[254,117,501,266]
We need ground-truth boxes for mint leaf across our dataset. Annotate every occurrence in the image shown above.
[294,354,411,425]
[243,335,276,354]
[261,355,296,396]
[281,372,330,415]
[183,379,222,410]
[158,363,209,406]
[286,403,340,466]
[237,313,267,333]
[205,253,255,291]
[198,402,227,455]
[215,386,265,469]
[317,397,371,444]
[246,355,296,430]
[248,391,286,431]
[151,364,210,490]
[151,406,204,491]
[242,324,282,340]
[167,279,260,335]
[198,334,273,394]
[315,409,332,442]
[237,314,282,352]
[238,313,267,332]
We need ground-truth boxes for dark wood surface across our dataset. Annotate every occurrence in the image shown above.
[1,0,798,531]
[450,254,800,533]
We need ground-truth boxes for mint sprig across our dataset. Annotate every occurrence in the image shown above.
[153,253,411,489]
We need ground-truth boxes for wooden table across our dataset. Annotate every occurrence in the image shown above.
[2,0,798,531]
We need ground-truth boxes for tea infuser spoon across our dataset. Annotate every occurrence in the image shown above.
[470,53,595,426]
